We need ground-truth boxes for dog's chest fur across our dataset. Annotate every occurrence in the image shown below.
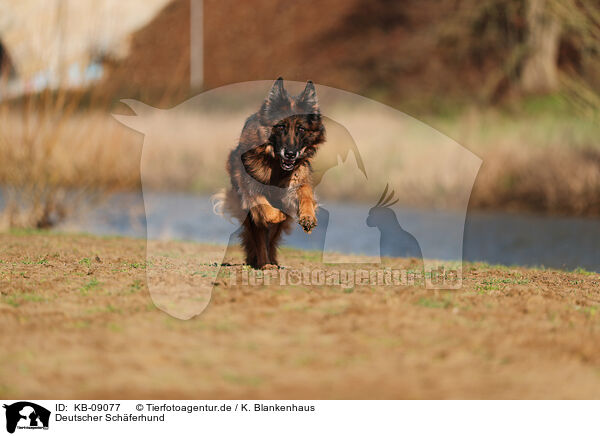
[241,159,306,218]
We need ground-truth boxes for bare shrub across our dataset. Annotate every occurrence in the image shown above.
[0,91,139,229]
[471,146,600,215]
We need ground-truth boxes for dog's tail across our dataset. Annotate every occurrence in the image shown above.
[211,189,228,216]
[211,188,243,223]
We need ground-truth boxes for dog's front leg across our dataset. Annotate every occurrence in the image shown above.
[247,195,287,227]
[297,184,317,233]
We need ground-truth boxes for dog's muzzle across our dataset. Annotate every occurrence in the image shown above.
[280,150,298,171]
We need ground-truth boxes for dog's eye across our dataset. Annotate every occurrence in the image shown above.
[274,125,285,131]
[297,126,305,134]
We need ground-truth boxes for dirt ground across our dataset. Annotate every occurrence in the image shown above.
[1,231,600,399]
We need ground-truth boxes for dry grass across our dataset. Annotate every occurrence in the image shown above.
[472,145,600,214]
[0,92,140,229]
[1,231,600,399]
[431,106,600,214]
[1,96,599,231]
[115,102,600,214]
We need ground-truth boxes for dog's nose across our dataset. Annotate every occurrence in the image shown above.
[284,150,297,160]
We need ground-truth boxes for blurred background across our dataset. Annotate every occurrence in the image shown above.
[0,0,598,269]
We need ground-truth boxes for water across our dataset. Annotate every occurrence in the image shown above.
[50,191,600,272]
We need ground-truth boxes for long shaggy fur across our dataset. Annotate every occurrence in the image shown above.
[220,78,326,269]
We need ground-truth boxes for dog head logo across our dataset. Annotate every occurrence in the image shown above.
[3,402,50,434]
[114,79,481,319]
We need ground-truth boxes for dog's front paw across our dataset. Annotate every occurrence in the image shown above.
[265,208,287,224]
[299,214,317,234]
[252,205,287,225]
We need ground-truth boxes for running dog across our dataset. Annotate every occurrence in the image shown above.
[218,78,325,269]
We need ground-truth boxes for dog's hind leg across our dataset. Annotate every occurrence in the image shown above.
[241,215,269,268]
[267,218,292,266]
[267,223,284,266]
[254,225,270,268]
[241,216,257,267]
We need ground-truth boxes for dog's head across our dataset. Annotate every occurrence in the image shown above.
[259,78,325,171]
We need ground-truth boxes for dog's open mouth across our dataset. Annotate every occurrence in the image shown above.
[280,158,296,171]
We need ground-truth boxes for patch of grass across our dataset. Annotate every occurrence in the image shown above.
[127,261,151,270]
[21,256,48,265]
[78,257,92,267]
[85,304,122,315]
[107,322,123,332]
[574,267,596,276]
[574,305,599,319]
[213,320,238,332]
[320,304,349,316]
[80,277,100,295]
[128,279,143,294]
[300,251,322,262]
[191,270,216,278]
[474,283,495,293]
[517,93,571,117]
[0,383,13,396]
[8,228,51,237]
[282,303,310,312]
[221,372,263,387]
[20,293,47,303]
[105,304,121,313]
[476,277,530,293]
[1,295,20,307]
[72,320,91,329]
[473,262,493,270]
[415,297,453,309]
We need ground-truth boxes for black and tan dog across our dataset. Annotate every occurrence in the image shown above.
[218,78,326,269]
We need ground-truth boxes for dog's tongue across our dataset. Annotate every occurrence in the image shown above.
[282,159,295,170]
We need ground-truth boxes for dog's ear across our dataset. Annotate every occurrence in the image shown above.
[297,80,319,114]
[269,77,286,101]
[260,77,291,121]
